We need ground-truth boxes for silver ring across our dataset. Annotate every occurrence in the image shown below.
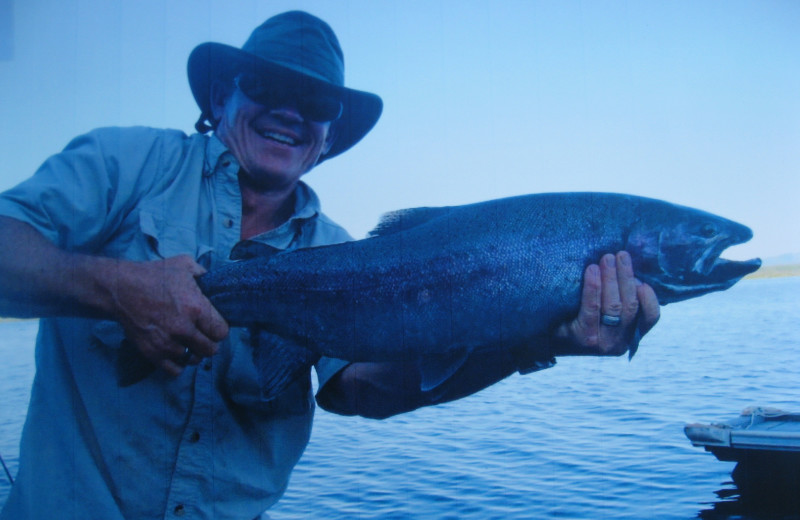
[180,347,193,364]
[601,314,622,327]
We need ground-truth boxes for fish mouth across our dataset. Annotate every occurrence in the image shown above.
[644,225,761,304]
[692,227,761,282]
[695,256,762,286]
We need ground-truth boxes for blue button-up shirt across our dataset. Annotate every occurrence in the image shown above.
[0,127,350,519]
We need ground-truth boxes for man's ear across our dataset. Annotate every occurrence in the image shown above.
[322,123,338,156]
[209,80,232,123]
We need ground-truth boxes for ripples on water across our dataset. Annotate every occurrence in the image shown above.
[2,277,800,519]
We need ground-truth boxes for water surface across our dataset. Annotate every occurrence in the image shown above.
[2,277,799,519]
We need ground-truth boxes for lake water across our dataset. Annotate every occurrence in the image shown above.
[2,277,799,519]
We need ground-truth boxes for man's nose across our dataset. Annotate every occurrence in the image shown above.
[269,104,304,123]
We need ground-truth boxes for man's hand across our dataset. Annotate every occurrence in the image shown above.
[552,251,660,357]
[0,218,228,376]
[111,255,229,376]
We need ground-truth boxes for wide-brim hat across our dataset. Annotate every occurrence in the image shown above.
[187,10,382,163]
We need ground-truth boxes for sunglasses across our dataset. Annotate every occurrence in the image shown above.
[234,74,343,123]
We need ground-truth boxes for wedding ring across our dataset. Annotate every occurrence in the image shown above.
[601,314,622,327]
[180,347,193,364]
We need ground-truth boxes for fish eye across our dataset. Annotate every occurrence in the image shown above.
[700,223,717,238]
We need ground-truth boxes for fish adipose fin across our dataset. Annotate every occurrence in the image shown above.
[251,330,321,400]
[418,350,470,393]
[369,206,451,237]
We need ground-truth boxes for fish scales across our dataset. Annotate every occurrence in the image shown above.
[117,192,760,391]
[197,192,759,364]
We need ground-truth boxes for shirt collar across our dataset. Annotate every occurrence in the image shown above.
[203,134,237,178]
[242,182,321,250]
[292,181,321,221]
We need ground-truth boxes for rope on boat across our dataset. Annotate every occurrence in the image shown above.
[0,451,13,485]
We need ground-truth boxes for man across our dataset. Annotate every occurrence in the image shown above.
[0,10,659,520]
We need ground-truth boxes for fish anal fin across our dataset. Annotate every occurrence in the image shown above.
[418,349,470,393]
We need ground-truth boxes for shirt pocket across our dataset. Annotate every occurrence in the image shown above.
[137,206,197,260]
[137,197,213,263]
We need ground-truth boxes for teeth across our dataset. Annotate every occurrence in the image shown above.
[260,131,297,146]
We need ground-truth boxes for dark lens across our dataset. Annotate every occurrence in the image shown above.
[237,75,342,122]
[301,96,343,122]
[236,75,283,105]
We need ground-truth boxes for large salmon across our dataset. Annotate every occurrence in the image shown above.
[191,192,760,396]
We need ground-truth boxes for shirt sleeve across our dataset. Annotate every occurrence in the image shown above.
[315,356,350,393]
[0,127,174,254]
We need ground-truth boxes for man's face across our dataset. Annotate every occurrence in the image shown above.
[212,80,336,191]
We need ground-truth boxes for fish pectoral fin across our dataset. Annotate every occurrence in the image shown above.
[418,350,470,393]
[368,206,451,237]
[252,330,320,400]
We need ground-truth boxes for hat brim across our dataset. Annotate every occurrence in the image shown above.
[188,42,382,163]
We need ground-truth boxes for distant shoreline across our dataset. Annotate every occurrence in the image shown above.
[745,263,800,280]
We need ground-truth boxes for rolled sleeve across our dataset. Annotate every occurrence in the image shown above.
[0,127,183,254]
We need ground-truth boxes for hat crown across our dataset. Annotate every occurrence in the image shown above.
[242,11,344,86]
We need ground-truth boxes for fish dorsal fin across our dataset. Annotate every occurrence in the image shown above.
[368,206,451,237]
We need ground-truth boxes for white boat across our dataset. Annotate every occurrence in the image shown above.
[685,407,800,501]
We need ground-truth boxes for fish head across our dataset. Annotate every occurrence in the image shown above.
[626,207,761,304]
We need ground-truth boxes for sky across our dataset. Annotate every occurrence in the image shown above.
[0,0,798,262]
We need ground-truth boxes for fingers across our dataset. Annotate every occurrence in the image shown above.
[182,255,229,343]
[159,358,188,378]
[132,329,205,378]
[194,305,230,344]
[180,324,223,358]
[615,252,640,324]
[594,252,632,354]
[596,251,659,356]
[116,256,229,380]
[600,253,623,321]
[552,250,661,358]
[175,254,207,277]
[148,312,223,375]
[599,252,638,321]
[636,280,660,334]
[165,255,229,354]
[575,264,601,347]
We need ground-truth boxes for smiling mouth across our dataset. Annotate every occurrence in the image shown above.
[257,129,300,146]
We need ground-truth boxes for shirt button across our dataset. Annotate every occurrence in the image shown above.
[173,504,185,516]
[203,360,212,371]
[189,431,201,443]
[223,218,234,229]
